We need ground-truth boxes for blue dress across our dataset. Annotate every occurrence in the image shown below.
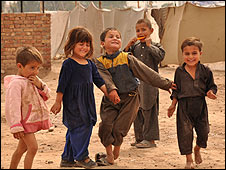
[57,58,105,130]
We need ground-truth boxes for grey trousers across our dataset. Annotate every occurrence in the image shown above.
[133,96,160,142]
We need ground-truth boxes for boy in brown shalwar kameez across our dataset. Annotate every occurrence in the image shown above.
[168,37,217,169]
[93,27,176,165]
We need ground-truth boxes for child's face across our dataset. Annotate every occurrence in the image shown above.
[101,30,121,54]
[183,45,202,67]
[17,61,41,78]
[73,42,90,58]
[135,23,153,42]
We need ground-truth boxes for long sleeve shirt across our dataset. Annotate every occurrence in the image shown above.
[171,62,217,100]
[93,51,172,95]
[128,41,165,109]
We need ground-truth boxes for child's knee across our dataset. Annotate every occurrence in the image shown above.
[16,146,27,155]
[27,145,38,155]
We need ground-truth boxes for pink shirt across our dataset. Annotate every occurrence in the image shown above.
[4,75,52,134]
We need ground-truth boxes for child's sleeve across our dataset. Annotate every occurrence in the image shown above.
[128,54,172,91]
[36,76,51,101]
[92,58,118,93]
[206,67,217,94]
[5,82,25,134]
[170,68,180,100]
[147,42,165,62]
[56,61,72,94]
[91,61,105,88]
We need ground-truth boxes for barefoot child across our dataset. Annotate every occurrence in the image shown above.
[167,37,217,169]
[4,46,52,169]
[93,27,176,165]
[50,27,119,169]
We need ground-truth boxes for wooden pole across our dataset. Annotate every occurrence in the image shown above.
[21,1,23,13]
[75,1,77,7]
[99,1,102,9]
[137,1,140,8]
[149,1,153,8]
[40,1,44,13]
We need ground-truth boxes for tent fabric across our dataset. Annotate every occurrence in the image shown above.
[51,2,225,65]
[51,11,70,58]
[151,7,169,40]
[145,9,160,43]
[51,2,145,59]
[152,2,225,65]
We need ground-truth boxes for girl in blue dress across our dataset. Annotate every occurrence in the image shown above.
[50,27,119,169]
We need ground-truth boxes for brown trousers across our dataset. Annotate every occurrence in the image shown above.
[98,89,140,147]
[177,97,209,155]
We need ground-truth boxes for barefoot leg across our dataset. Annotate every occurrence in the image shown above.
[185,162,195,169]
[105,144,114,164]
[113,145,120,160]
[194,145,202,164]
[185,154,194,169]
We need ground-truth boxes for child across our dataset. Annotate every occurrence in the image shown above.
[92,27,176,165]
[50,27,119,169]
[167,37,217,169]
[124,18,165,148]
[4,46,52,169]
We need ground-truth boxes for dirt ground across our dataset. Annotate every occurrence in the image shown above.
[1,59,225,169]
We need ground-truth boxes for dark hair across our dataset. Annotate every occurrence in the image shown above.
[16,46,43,67]
[136,18,152,29]
[64,26,94,58]
[100,27,121,42]
[181,37,203,52]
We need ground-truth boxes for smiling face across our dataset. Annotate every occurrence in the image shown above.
[73,41,91,59]
[101,30,122,54]
[182,45,202,67]
[17,61,41,78]
[135,22,153,42]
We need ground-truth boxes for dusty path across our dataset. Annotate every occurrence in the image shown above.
[1,59,225,169]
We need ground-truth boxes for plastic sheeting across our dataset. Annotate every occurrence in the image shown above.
[152,2,225,65]
[51,2,148,59]
[51,2,225,65]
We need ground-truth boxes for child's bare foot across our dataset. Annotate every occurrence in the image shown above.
[106,154,114,164]
[113,146,120,160]
[185,162,195,169]
[106,144,114,164]
[194,146,202,164]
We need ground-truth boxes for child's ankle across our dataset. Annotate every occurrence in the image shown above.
[186,154,193,163]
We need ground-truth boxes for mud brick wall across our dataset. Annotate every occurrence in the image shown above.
[1,13,51,73]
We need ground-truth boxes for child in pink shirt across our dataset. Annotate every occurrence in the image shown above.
[4,46,52,169]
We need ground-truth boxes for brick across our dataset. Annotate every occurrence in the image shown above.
[13,20,24,24]
[24,28,33,32]
[1,13,51,71]
[24,20,34,24]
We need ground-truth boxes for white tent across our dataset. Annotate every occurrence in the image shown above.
[51,2,224,65]
[51,2,147,59]
[152,2,225,65]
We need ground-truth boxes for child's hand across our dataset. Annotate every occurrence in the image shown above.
[28,76,42,89]
[50,102,61,115]
[206,90,217,99]
[167,104,176,118]
[13,131,25,140]
[124,37,137,51]
[145,36,152,47]
[108,89,121,105]
[168,83,177,94]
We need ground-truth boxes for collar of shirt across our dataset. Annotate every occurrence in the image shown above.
[181,61,201,70]
[103,51,121,59]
